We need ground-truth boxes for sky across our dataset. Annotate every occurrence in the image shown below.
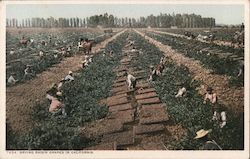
[6,4,244,25]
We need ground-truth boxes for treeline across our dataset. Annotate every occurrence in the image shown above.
[6,13,215,28]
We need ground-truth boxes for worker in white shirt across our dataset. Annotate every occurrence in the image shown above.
[30,38,34,44]
[203,86,218,114]
[23,65,35,80]
[7,73,18,85]
[203,87,217,104]
[64,71,74,82]
[81,55,89,68]
[10,48,15,55]
[81,60,88,69]
[160,57,166,64]
[78,38,84,51]
[54,52,58,59]
[39,50,44,57]
[148,65,157,82]
[124,72,137,89]
[212,106,227,128]
[60,47,66,56]
[67,46,71,52]
[89,55,93,63]
[109,51,114,57]
[175,87,187,98]
[131,46,137,52]
[125,40,134,48]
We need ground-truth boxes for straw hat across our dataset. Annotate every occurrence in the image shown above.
[68,71,73,75]
[194,129,212,139]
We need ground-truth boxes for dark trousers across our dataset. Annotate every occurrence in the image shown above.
[132,79,137,89]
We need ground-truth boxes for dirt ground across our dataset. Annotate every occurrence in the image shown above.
[135,29,244,114]
[6,29,126,134]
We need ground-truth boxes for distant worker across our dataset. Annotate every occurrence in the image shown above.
[160,57,166,64]
[175,86,187,98]
[41,40,47,46]
[89,55,93,63]
[109,50,114,57]
[131,46,137,52]
[54,52,58,59]
[66,46,72,56]
[148,65,157,82]
[48,35,52,43]
[156,62,165,76]
[240,23,244,32]
[125,40,134,48]
[64,71,74,82]
[30,38,34,45]
[9,48,15,55]
[49,91,67,116]
[7,73,18,85]
[209,34,215,42]
[81,60,88,69]
[23,65,35,80]
[39,50,44,57]
[78,38,84,50]
[125,72,137,90]
[194,129,222,150]
[237,60,244,77]
[67,46,71,52]
[102,51,106,57]
[60,47,66,56]
[212,106,227,128]
[203,86,217,104]
[203,86,218,115]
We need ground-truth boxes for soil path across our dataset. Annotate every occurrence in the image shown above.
[135,29,244,114]
[6,29,126,134]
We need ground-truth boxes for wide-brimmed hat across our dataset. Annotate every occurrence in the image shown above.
[194,129,212,139]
